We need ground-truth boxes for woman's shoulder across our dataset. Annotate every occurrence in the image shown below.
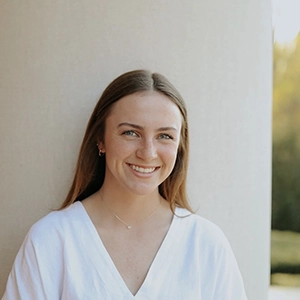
[174,208,247,299]
[174,207,230,248]
[26,201,82,244]
[175,207,224,231]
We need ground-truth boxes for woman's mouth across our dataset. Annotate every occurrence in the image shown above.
[128,164,157,174]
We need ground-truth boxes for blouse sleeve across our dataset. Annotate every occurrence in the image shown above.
[2,224,62,300]
[211,240,248,300]
[197,219,248,300]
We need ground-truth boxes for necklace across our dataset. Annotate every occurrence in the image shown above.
[103,199,161,230]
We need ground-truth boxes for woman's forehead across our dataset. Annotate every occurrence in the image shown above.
[107,92,183,128]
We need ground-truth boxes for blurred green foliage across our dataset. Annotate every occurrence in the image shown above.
[272,33,300,232]
[271,230,300,273]
[271,273,300,287]
[271,230,300,286]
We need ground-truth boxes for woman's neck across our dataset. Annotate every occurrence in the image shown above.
[96,185,162,224]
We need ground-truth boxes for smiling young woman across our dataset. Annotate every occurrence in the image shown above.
[3,70,248,299]
[60,70,192,215]
[97,91,182,199]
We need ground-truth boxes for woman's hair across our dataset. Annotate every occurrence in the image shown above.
[60,69,192,213]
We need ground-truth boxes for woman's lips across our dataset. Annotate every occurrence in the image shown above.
[127,163,158,174]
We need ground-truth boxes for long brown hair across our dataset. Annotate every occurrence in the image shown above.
[60,70,192,213]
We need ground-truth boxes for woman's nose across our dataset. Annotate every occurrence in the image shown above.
[136,139,157,161]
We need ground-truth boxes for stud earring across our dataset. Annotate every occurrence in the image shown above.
[99,149,105,157]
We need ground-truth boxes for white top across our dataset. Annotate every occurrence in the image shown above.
[2,202,247,300]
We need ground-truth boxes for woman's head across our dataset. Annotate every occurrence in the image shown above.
[61,70,191,212]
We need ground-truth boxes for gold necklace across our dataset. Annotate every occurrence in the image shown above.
[103,199,161,229]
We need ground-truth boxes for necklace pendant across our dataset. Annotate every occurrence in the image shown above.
[127,225,132,229]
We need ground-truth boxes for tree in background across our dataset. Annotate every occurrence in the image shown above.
[272,33,300,232]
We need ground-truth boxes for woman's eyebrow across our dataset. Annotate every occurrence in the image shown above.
[157,126,178,132]
[117,122,178,132]
[117,122,143,130]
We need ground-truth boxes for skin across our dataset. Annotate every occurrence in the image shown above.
[100,91,182,200]
[82,91,183,295]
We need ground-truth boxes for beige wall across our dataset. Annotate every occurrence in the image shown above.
[0,0,272,299]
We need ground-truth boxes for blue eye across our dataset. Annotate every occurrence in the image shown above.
[123,130,138,137]
[159,133,173,140]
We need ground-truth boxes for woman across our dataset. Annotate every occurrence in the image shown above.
[3,70,247,299]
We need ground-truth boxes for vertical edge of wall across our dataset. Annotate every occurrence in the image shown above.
[187,1,273,298]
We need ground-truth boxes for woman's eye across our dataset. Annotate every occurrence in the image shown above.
[159,133,173,140]
[122,130,138,137]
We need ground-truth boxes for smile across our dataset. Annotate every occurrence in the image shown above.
[128,164,157,174]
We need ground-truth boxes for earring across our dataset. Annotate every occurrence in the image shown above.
[97,143,105,157]
[99,149,105,157]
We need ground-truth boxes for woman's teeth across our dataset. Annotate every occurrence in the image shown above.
[130,164,156,173]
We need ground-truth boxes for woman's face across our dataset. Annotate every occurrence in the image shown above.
[99,91,182,196]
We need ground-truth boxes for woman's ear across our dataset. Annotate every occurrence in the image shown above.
[97,142,105,156]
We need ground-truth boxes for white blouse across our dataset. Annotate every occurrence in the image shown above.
[3,201,247,299]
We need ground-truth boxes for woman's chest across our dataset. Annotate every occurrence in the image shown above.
[98,227,168,295]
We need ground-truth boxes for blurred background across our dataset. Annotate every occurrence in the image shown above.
[270,0,300,298]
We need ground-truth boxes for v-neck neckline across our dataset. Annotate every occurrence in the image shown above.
[74,201,183,298]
